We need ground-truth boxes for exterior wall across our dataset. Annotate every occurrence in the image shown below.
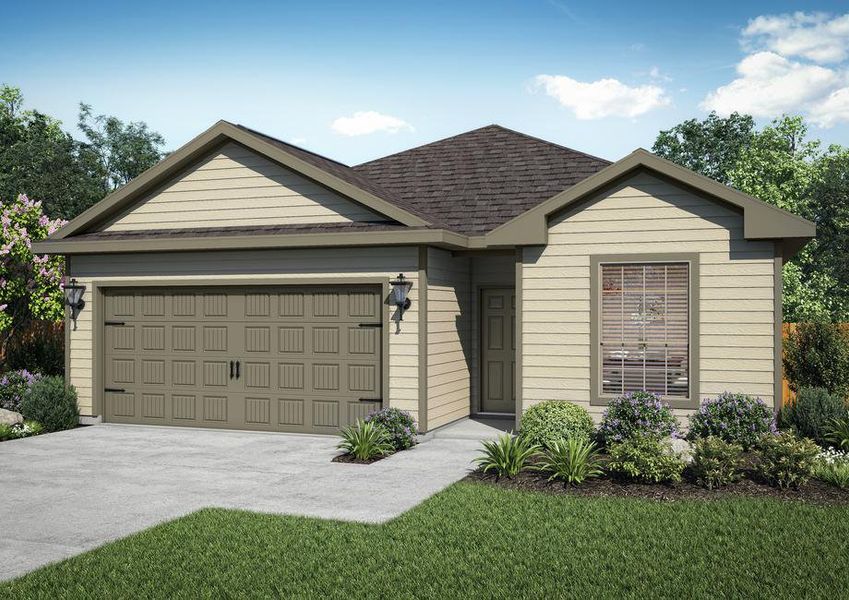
[102,142,384,232]
[68,247,420,422]
[426,248,471,429]
[470,254,516,414]
[520,171,778,422]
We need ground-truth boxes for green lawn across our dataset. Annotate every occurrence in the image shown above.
[4,482,848,599]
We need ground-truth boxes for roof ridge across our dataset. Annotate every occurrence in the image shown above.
[354,123,612,167]
[353,124,501,167]
[483,124,612,165]
[235,123,353,169]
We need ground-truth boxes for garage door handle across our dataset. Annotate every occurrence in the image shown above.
[358,323,382,328]
[235,360,240,380]
[105,387,125,393]
[229,361,235,379]
[105,321,126,326]
[358,398,382,402]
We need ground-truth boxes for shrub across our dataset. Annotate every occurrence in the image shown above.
[534,438,603,485]
[337,420,394,461]
[690,436,744,489]
[826,411,849,451]
[473,433,539,480]
[596,391,679,447]
[688,392,776,450]
[0,369,41,413]
[363,407,417,451]
[784,322,849,398]
[19,376,79,432]
[779,387,847,446]
[0,420,44,441]
[606,435,686,483]
[755,432,820,489]
[520,401,595,448]
[813,449,849,489]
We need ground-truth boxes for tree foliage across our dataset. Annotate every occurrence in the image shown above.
[0,194,66,351]
[654,113,849,322]
[0,85,166,220]
[653,112,755,185]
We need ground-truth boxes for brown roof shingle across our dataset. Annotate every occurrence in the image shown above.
[352,125,611,235]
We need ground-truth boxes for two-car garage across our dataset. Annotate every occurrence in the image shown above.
[102,285,385,434]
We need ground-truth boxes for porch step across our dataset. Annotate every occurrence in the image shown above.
[424,417,514,442]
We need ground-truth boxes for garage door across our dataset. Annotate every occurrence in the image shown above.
[102,286,383,434]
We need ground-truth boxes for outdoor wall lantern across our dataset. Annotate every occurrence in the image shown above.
[390,273,413,321]
[64,278,86,331]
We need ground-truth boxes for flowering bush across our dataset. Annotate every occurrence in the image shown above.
[0,368,41,412]
[0,194,66,341]
[520,401,595,448]
[596,391,679,447]
[814,448,849,489]
[363,407,418,451]
[688,392,777,450]
[0,419,44,441]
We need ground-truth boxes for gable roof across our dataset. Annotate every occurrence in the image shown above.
[353,125,611,235]
[50,120,432,241]
[485,148,816,256]
[35,122,815,257]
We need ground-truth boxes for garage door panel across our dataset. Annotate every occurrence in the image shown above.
[103,285,383,433]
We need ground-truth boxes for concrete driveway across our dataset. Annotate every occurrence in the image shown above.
[1,423,482,582]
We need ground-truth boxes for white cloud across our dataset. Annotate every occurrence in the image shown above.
[648,66,672,82]
[289,137,308,146]
[330,111,413,136]
[701,51,841,117]
[743,12,849,64]
[533,74,670,119]
[809,87,849,127]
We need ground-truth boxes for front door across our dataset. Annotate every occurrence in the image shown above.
[481,288,515,414]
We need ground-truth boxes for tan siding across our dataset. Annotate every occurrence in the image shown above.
[102,142,384,232]
[426,248,472,429]
[521,172,778,423]
[68,247,420,421]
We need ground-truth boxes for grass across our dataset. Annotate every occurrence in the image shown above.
[4,482,848,599]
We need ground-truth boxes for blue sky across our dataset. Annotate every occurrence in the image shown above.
[4,1,849,164]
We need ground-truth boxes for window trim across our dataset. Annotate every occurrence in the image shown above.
[590,253,700,410]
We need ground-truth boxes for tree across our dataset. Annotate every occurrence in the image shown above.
[0,85,167,220]
[0,86,102,220]
[78,103,165,193]
[0,194,66,355]
[653,114,849,322]
[652,112,755,185]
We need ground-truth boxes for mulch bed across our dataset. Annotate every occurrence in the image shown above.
[465,468,849,506]
[332,452,393,465]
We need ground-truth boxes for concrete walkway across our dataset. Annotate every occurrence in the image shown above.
[1,423,483,582]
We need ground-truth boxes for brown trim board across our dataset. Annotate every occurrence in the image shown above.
[774,247,784,412]
[589,252,700,410]
[418,246,429,433]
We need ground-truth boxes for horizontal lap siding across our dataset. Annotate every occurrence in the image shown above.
[427,249,471,429]
[102,142,383,231]
[68,247,420,420]
[520,172,777,422]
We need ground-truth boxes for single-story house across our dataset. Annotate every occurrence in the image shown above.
[34,122,815,434]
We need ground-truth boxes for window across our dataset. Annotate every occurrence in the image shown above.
[598,261,691,399]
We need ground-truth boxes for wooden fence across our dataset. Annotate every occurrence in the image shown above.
[0,320,64,367]
[782,323,849,406]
